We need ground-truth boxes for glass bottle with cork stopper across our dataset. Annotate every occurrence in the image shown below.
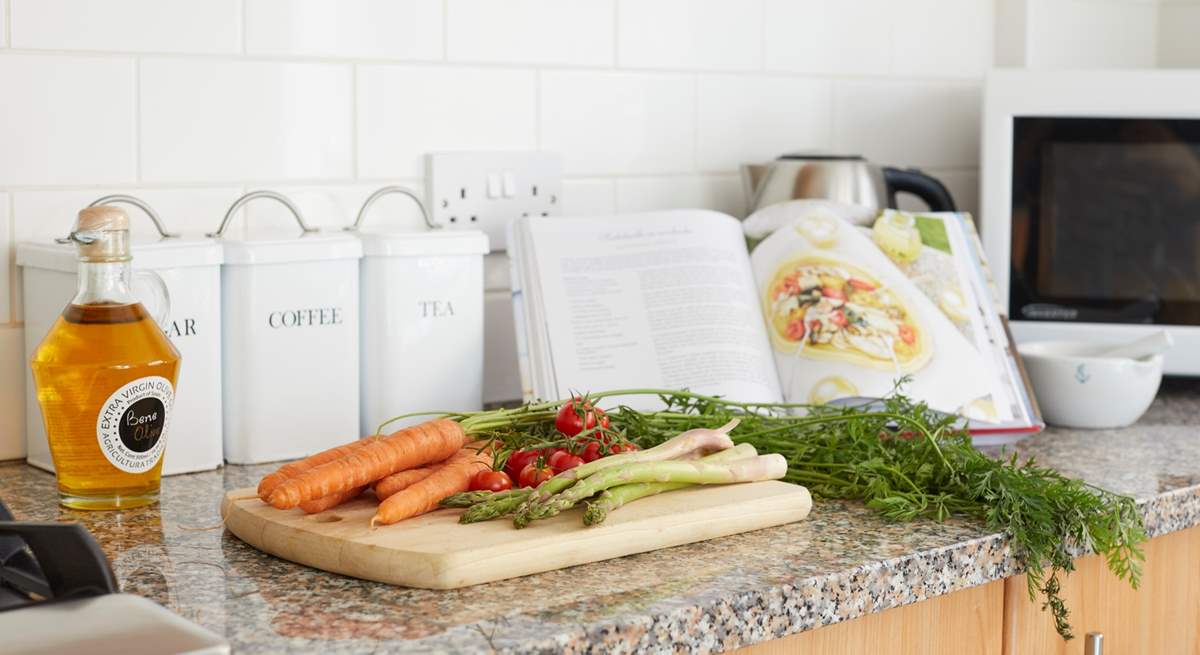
[30,205,182,510]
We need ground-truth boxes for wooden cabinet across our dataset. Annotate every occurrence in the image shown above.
[734,581,1005,655]
[735,526,1200,654]
[1002,526,1200,655]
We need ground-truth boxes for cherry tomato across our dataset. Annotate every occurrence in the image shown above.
[470,469,513,492]
[504,449,540,481]
[609,443,639,454]
[847,278,876,291]
[821,286,847,301]
[555,397,611,437]
[547,450,572,470]
[518,462,556,488]
[898,324,916,345]
[831,310,849,328]
[580,441,603,462]
[550,452,584,471]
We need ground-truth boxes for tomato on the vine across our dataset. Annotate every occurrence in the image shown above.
[549,451,584,471]
[555,396,611,437]
[469,469,513,492]
[518,463,555,488]
[580,442,603,462]
[504,449,541,481]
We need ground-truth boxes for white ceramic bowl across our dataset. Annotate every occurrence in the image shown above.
[1018,341,1163,429]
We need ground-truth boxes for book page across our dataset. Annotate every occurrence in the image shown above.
[748,208,995,417]
[524,211,783,407]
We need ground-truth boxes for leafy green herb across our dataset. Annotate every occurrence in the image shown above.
[406,387,1146,640]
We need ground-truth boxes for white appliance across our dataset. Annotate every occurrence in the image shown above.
[17,198,225,475]
[981,69,1200,374]
[213,191,363,464]
[351,186,490,435]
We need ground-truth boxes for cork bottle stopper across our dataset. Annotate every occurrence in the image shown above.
[76,205,130,232]
[73,205,131,262]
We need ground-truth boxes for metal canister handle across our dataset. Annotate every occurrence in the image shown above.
[84,194,180,238]
[208,190,317,238]
[346,185,437,231]
[1085,632,1103,655]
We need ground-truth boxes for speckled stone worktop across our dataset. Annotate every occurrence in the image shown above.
[5,382,1200,654]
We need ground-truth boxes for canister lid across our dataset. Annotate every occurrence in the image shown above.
[220,231,363,265]
[16,236,224,272]
[356,229,490,257]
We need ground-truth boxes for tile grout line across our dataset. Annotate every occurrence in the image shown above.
[0,47,989,86]
[351,64,359,179]
[441,0,448,61]
[133,58,142,183]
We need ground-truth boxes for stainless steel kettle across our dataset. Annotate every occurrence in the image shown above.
[741,154,957,216]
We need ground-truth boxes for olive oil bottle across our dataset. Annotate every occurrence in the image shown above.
[31,206,181,510]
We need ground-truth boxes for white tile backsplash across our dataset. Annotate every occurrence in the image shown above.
[891,0,993,77]
[696,75,831,172]
[8,0,1160,404]
[561,179,617,216]
[242,183,427,232]
[11,187,245,243]
[541,71,694,176]
[357,66,537,179]
[764,0,892,75]
[140,59,353,183]
[10,0,240,54]
[0,55,136,186]
[616,175,744,217]
[245,0,442,60]
[448,0,614,66]
[617,0,762,71]
[832,81,981,170]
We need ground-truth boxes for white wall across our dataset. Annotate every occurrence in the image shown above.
[0,0,993,441]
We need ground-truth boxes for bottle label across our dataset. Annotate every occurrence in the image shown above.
[95,376,174,474]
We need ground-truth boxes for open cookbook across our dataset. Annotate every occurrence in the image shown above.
[508,201,1043,443]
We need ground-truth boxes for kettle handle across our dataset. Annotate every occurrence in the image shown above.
[881,167,957,212]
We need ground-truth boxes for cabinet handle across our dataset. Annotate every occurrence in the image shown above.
[1085,632,1103,655]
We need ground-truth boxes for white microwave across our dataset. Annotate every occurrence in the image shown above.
[981,69,1200,375]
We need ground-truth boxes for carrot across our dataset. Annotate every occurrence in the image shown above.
[256,436,379,501]
[370,450,489,527]
[373,466,438,501]
[299,486,366,514]
[372,449,491,527]
[267,419,467,510]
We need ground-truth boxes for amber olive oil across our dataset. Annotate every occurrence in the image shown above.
[30,206,181,510]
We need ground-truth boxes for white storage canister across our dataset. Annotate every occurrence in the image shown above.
[214,191,363,464]
[17,195,225,475]
[351,187,490,435]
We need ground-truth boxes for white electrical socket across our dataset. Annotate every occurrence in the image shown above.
[426,151,563,250]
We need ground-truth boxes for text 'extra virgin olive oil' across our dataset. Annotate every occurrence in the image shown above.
[30,205,181,510]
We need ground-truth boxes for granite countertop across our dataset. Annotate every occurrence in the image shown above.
[5,382,1200,654]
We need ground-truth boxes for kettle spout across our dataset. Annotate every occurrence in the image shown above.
[740,163,769,206]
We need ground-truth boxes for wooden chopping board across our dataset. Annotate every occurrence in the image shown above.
[221,481,812,589]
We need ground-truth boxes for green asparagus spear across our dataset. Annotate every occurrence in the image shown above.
[515,454,787,528]
[459,490,533,523]
[440,489,523,508]
[581,443,758,526]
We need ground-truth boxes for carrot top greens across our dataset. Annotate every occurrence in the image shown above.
[390,387,1146,641]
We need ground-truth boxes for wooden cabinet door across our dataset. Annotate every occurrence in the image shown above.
[1002,526,1200,655]
[734,580,1004,655]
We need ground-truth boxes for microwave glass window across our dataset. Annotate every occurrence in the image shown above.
[1011,117,1200,325]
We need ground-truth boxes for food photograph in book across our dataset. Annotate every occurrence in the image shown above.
[747,207,1021,424]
